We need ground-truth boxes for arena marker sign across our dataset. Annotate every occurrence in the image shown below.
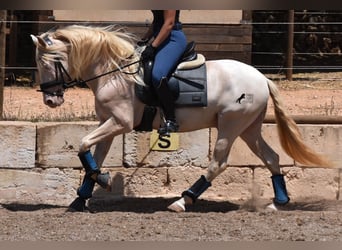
[150,130,179,151]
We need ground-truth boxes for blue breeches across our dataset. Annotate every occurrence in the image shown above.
[151,30,187,87]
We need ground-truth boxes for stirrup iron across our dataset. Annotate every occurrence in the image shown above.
[158,120,179,136]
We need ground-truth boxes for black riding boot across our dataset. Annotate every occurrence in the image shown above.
[156,77,179,136]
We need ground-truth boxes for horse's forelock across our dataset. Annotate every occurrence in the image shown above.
[35,33,68,69]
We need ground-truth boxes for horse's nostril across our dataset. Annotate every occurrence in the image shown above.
[46,99,54,106]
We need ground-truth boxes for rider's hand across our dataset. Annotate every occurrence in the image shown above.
[137,38,149,47]
[141,45,156,62]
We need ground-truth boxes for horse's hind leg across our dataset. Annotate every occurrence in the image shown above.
[168,117,243,212]
[168,135,233,212]
[240,112,290,206]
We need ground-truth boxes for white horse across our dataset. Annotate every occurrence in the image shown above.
[31,25,333,212]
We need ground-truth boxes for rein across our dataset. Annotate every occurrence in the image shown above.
[38,58,141,96]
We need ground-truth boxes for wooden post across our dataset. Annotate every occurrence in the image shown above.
[8,14,17,67]
[0,10,7,119]
[286,10,294,81]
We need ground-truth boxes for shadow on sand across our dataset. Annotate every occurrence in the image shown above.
[1,197,340,213]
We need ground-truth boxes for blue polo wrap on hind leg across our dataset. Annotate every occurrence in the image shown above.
[182,175,211,203]
[271,174,290,205]
[77,150,100,199]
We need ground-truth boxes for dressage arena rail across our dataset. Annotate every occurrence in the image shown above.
[0,119,341,206]
[264,114,342,124]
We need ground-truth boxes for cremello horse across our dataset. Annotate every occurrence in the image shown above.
[31,25,332,212]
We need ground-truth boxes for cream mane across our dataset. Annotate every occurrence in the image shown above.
[37,25,142,84]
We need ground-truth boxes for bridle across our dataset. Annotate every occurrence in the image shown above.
[37,60,78,97]
[37,35,141,97]
[38,59,140,97]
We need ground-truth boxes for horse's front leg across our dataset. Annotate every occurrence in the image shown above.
[77,135,114,195]
[68,117,128,212]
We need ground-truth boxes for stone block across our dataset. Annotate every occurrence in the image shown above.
[36,122,123,168]
[254,166,339,202]
[92,166,253,202]
[123,129,210,168]
[248,167,274,202]
[297,125,342,167]
[91,167,169,199]
[339,169,342,201]
[210,124,293,166]
[284,167,339,201]
[0,168,80,206]
[165,166,253,201]
[0,121,36,169]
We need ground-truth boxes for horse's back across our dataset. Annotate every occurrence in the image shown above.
[206,59,270,112]
[175,59,270,132]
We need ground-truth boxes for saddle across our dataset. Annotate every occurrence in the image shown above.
[136,41,207,107]
[134,41,208,132]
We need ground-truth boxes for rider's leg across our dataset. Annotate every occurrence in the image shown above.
[152,30,187,136]
[155,77,178,136]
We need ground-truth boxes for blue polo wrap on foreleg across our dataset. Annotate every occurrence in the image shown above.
[182,175,211,203]
[79,150,100,175]
[271,174,290,205]
[77,177,95,200]
[77,150,100,199]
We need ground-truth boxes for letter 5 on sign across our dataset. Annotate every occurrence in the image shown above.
[150,130,179,151]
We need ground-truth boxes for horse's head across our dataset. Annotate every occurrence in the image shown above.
[32,25,144,108]
[31,33,71,108]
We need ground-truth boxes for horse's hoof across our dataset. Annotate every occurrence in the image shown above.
[167,200,186,212]
[266,202,278,211]
[266,202,289,211]
[96,172,112,191]
[67,197,88,212]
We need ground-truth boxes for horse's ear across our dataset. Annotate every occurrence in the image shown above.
[30,34,47,48]
[30,35,38,46]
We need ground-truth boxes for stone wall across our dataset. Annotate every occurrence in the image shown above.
[0,121,341,206]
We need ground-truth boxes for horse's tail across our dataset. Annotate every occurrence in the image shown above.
[267,79,334,168]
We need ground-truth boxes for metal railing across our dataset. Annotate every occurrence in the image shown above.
[2,10,342,85]
[251,10,342,75]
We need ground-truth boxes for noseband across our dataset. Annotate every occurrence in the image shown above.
[37,60,80,97]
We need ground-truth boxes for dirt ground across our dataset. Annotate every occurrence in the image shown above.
[1,199,342,241]
[1,72,342,241]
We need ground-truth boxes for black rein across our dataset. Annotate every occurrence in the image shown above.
[38,59,141,97]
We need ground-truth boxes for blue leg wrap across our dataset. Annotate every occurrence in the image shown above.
[77,177,95,199]
[182,175,211,203]
[78,150,99,174]
[77,150,99,199]
[271,174,290,205]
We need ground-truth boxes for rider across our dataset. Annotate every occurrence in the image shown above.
[139,10,187,136]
